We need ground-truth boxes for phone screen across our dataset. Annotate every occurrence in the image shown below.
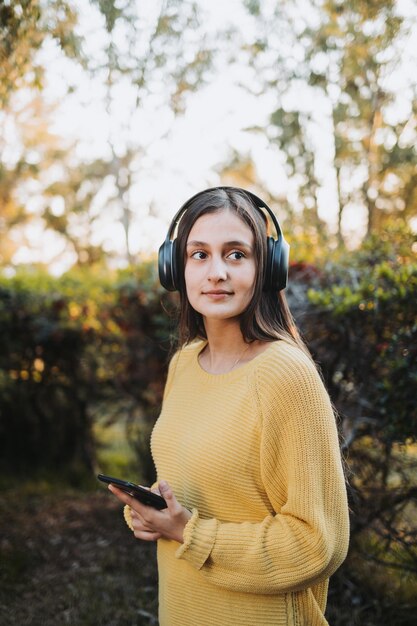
[97,474,167,510]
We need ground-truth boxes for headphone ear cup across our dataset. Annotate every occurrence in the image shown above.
[264,236,275,291]
[171,239,178,290]
[158,239,177,291]
[264,236,289,292]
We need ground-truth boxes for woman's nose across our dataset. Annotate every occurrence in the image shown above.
[207,255,227,281]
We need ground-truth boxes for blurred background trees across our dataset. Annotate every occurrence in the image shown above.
[239,0,417,254]
[1,0,215,269]
[0,0,81,108]
[1,1,416,624]
[0,0,82,266]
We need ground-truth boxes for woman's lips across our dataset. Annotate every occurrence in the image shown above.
[203,290,233,298]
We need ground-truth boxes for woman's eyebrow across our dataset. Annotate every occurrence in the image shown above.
[186,240,207,247]
[186,240,252,249]
[225,240,252,249]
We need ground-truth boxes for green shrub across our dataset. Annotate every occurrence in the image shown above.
[0,271,102,476]
[306,226,417,444]
[0,263,178,482]
[302,225,417,616]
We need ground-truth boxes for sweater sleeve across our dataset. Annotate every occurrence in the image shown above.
[175,354,350,594]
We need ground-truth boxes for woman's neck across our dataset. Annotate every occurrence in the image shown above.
[200,319,254,374]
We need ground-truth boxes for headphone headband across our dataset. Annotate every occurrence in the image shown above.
[165,186,284,241]
[158,186,289,292]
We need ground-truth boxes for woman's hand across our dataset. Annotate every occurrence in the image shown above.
[108,480,192,544]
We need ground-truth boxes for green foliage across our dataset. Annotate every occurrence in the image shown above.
[0,261,177,481]
[0,271,99,476]
[98,263,178,483]
[299,225,417,617]
[307,225,417,443]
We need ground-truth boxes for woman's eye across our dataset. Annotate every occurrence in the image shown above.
[190,250,207,260]
[228,251,245,260]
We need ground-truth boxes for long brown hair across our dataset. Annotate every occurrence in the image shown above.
[174,187,308,353]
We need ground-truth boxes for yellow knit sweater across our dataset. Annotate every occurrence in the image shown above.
[150,340,349,626]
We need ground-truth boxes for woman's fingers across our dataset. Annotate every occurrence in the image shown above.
[158,480,182,515]
[108,484,153,517]
[108,480,191,544]
[131,512,161,540]
[133,529,162,541]
[131,509,151,530]
[108,485,160,531]
[108,483,136,506]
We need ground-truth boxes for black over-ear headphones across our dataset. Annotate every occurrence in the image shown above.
[158,186,289,292]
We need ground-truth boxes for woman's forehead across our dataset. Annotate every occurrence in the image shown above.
[186,209,253,241]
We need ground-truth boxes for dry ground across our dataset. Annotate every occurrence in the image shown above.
[0,488,158,626]
[1,486,415,626]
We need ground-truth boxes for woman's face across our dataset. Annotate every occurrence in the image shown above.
[184,209,257,323]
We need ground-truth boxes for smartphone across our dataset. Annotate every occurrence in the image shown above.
[97,473,167,510]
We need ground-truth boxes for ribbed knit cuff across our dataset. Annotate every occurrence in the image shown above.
[123,505,134,531]
[175,509,218,570]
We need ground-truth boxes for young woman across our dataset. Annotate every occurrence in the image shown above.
[108,187,350,626]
